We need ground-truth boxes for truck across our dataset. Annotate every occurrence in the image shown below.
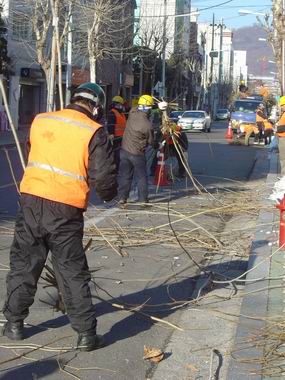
[230,97,263,133]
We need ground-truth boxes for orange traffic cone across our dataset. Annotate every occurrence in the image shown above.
[225,121,233,140]
[153,143,171,186]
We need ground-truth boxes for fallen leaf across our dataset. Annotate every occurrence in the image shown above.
[143,345,164,363]
[186,364,198,372]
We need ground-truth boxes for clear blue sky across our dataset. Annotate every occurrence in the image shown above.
[193,0,272,29]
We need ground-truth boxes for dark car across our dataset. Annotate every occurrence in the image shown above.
[169,111,184,124]
[215,108,230,120]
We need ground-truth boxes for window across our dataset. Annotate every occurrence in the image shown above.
[12,13,30,41]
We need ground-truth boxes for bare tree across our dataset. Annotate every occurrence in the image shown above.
[10,0,73,110]
[73,0,134,83]
[137,12,165,94]
[259,1,283,92]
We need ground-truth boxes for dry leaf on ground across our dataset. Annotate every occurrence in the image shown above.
[143,345,164,363]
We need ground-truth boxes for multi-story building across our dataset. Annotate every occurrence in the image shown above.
[137,0,192,101]
[232,50,248,89]
[2,0,136,129]
[198,22,233,85]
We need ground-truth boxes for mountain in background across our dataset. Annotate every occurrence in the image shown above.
[232,24,276,77]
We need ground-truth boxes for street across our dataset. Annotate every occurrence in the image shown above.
[0,121,270,379]
[0,121,263,217]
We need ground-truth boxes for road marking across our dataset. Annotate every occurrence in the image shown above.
[84,207,119,227]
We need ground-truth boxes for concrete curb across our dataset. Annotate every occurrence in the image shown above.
[226,151,278,380]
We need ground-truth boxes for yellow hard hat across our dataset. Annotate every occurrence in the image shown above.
[112,95,124,104]
[280,96,285,106]
[138,95,154,107]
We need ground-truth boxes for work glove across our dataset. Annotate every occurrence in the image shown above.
[158,101,168,111]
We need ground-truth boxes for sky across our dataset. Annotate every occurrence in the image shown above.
[193,0,272,29]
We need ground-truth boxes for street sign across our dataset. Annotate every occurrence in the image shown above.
[209,51,218,58]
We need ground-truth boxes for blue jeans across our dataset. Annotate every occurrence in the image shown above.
[118,149,148,202]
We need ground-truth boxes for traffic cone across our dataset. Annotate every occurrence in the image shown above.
[153,143,171,186]
[225,121,233,140]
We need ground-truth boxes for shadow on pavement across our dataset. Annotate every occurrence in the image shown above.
[90,259,248,346]
[0,359,58,380]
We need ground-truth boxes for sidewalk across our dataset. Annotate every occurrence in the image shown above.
[0,129,28,148]
[226,150,280,379]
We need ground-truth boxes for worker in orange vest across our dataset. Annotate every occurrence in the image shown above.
[256,103,274,145]
[107,95,127,170]
[276,96,285,173]
[2,83,117,351]
[240,123,260,146]
[259,83,269,99]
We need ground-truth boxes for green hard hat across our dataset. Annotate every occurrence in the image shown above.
[73,82,105,106]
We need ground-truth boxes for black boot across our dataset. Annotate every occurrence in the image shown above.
[77,332,105,352]
[2,321,24,340]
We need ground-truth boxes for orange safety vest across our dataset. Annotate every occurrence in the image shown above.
[256,112,265,124]
[264,120,273,131]
[278,112,285,137]
[20,108,102,209]
[241,123,259,135]
[112,108,126,137]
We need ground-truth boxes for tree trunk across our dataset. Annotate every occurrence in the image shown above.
[90,55,97,83]
[47,32,57,111]
[52,0,64,110]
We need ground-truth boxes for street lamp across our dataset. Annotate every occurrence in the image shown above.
[258,38,267,42]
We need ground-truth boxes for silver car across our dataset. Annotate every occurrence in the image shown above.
[177,110,211,132]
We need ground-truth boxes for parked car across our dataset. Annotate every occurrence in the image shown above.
[177,110,211,132]
[169,110,184,124]
[215,108,230,120]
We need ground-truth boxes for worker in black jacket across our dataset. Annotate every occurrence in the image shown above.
[118,95,155,206]
[2,83,117,352]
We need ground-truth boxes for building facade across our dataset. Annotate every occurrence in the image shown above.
[2,0,136,129]
[232,50,248,90]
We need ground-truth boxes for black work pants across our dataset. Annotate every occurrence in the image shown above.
[3,194,96,334]
[118,149,148,202]
[113,138,122,172]
[264,129,273,145]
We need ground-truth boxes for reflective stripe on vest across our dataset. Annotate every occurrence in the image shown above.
[36,114,95,133]
[112,109,126,137]
[27,162,86,182]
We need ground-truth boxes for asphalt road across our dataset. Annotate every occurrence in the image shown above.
[0,120,264,218]
[0,121,268,380]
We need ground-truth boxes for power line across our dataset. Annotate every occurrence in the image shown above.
[138,0,235,18]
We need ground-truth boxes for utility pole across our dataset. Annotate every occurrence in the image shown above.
[161,0,167,98]
[210,13,215,85]
[218,19,224,106]
[139,52,143,95]
[65,5,72,106]
[209,13,215,117]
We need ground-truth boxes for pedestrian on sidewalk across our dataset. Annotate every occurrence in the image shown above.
[276,96,285,173]
[118,94,156,206]
[2,82,117,351]
[107,95,127,171]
